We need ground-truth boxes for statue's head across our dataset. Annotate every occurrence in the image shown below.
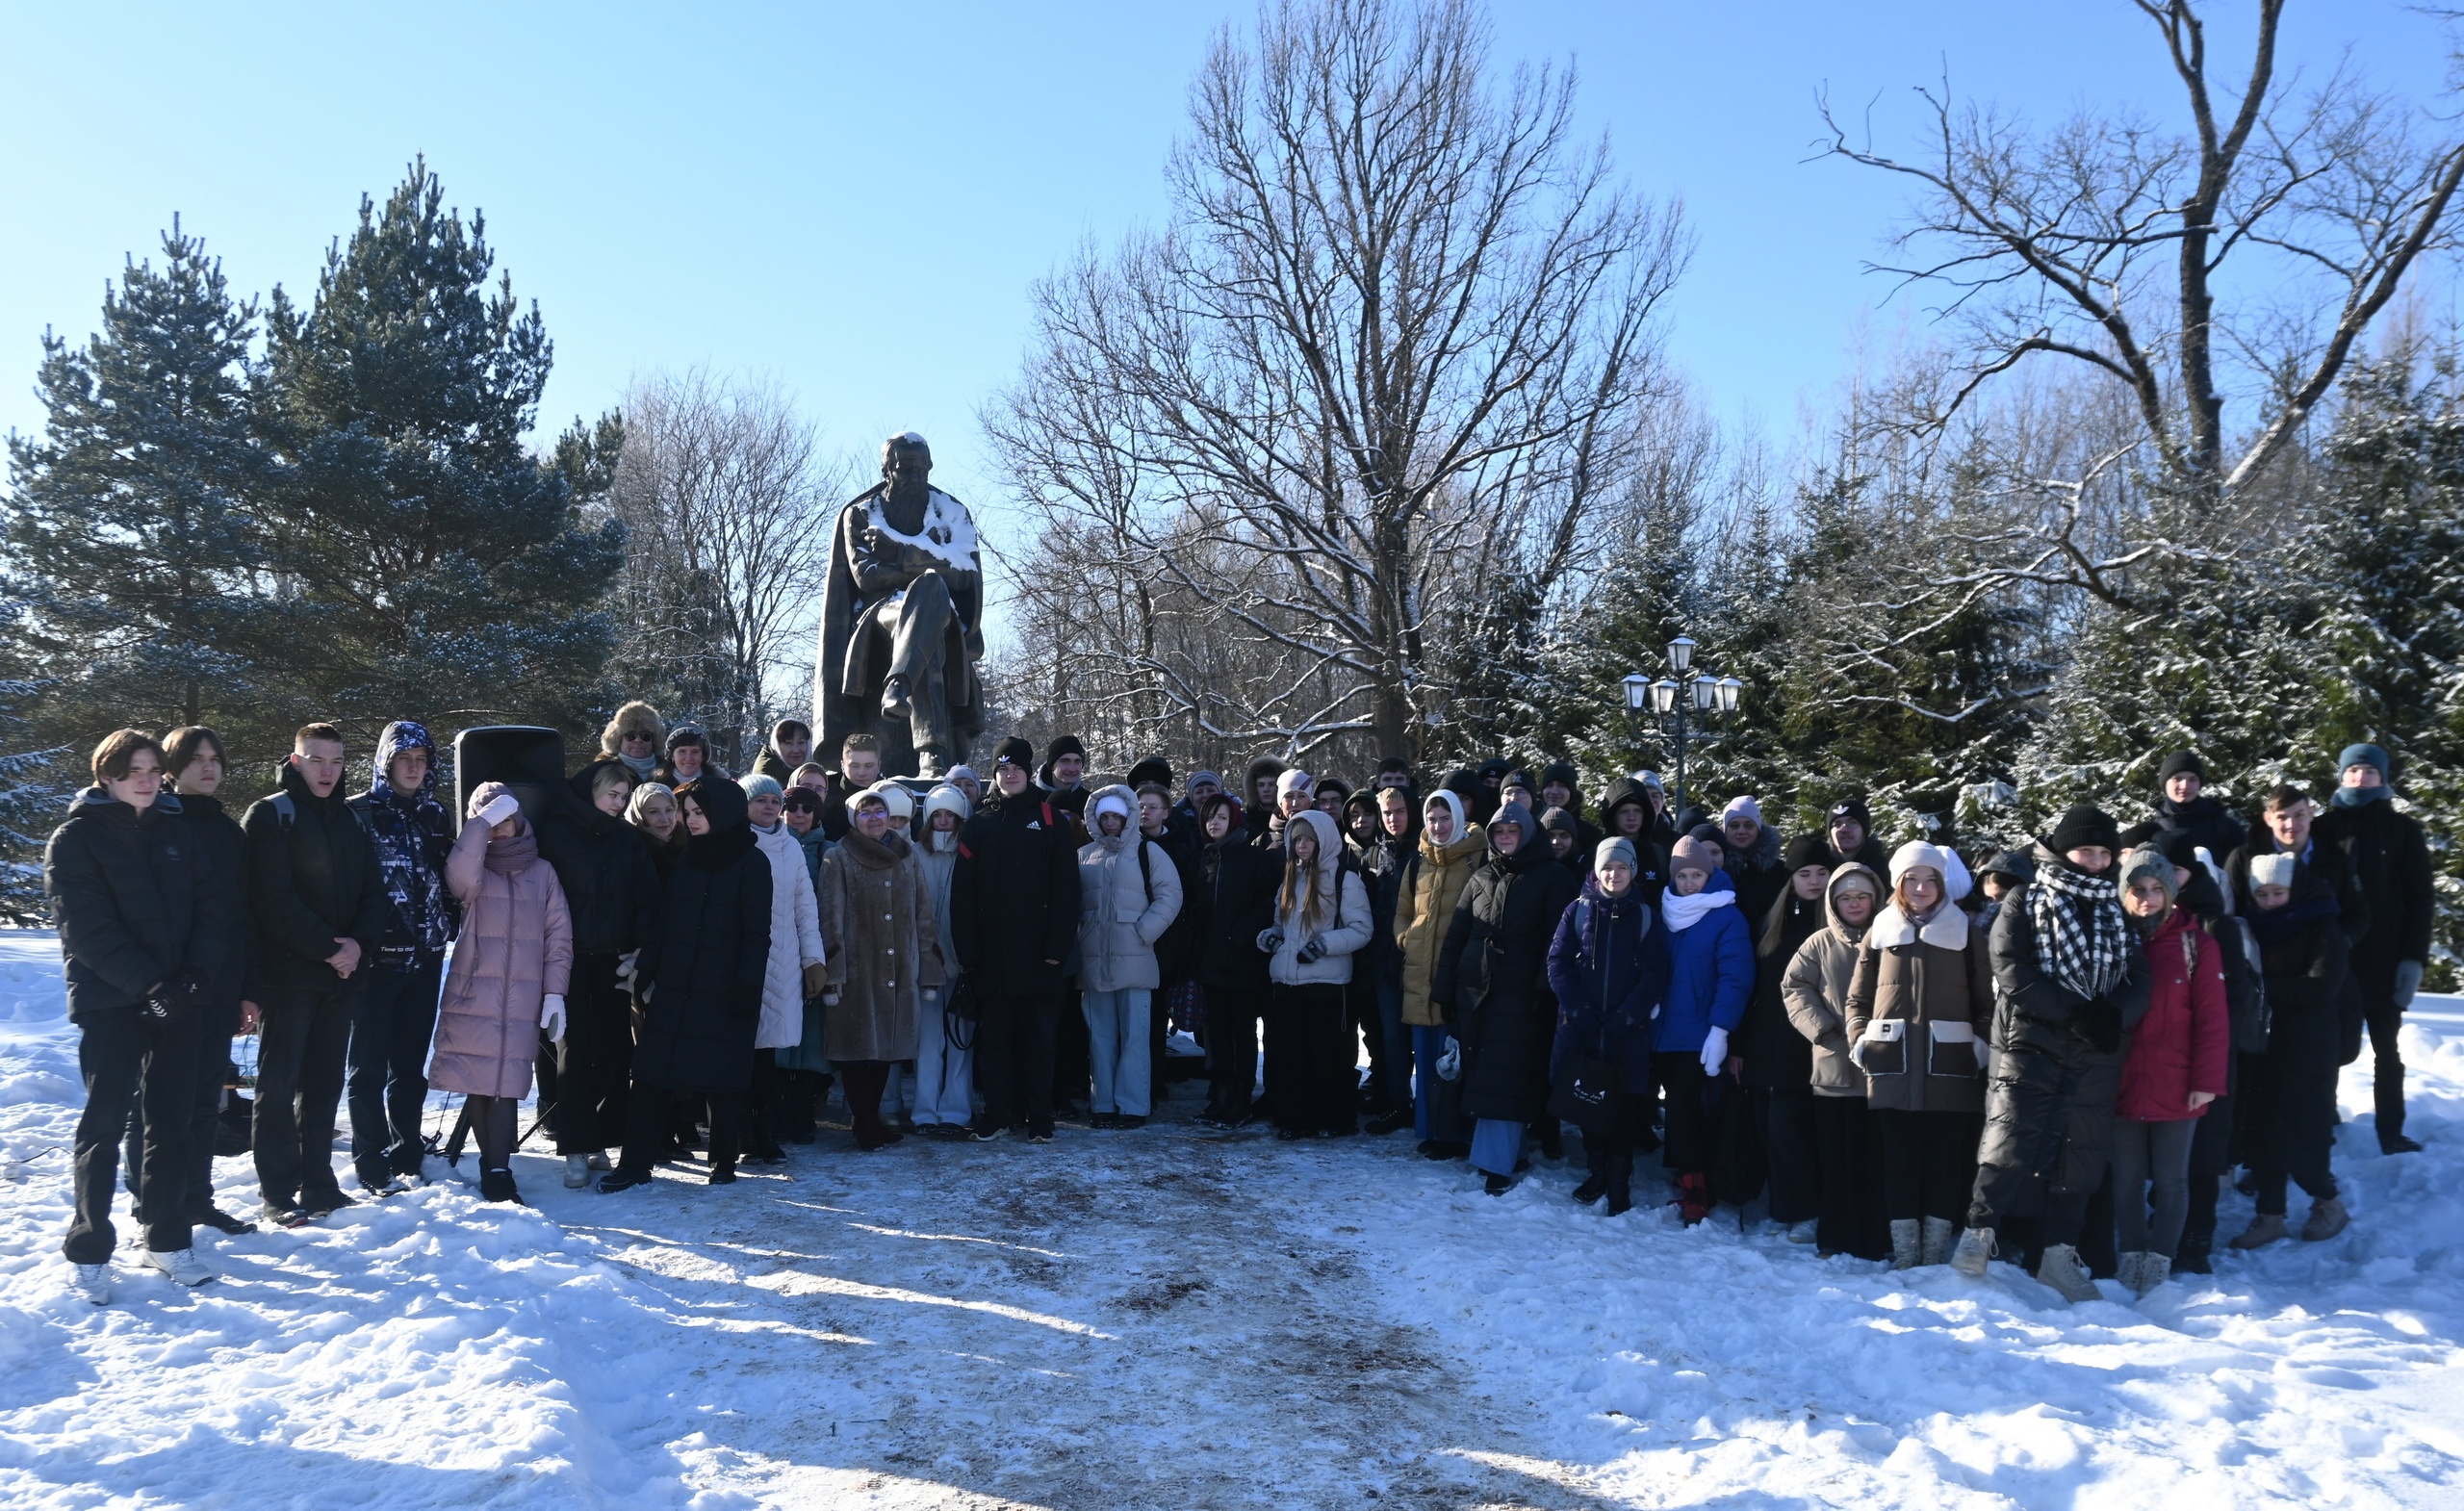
[882,432,933,489]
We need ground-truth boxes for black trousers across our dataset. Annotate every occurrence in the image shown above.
[2251,1005,2342,1215]
[124,1006,239,1227]
[256,979,362,1206]
[1204,986,1264,1119]
[1812,1093,1890,1259]
[1265,983,1354,1135]
[620,1084,743,1173]
[552,954,632,1155]
[1347,974,1390,1105]
[1876,1108,1980,1223]
[346,960,441,1184]
[1752,1086,1820,1225]
[67,1006,205,1262]
[1650,1052,1711,1174]
[1583,1090,1656,1194]
[975,990,1063,1136]
[2179,1085,2238,1260]
[2358,988,2408,1145]
[464,1093,521,1171]
[1052,989,1091,1110]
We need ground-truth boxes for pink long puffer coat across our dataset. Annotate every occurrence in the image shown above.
[429,800,574,1100]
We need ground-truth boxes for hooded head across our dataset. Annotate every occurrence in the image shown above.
[678,775,756,871]
[371,720,438,802]
[1089,783,1137,845]
[867,780,916,824]
[1488,801,1540,858]
[1977,847,2037,889]
[1825,861,1882,936]
[1421,787,1470,848]
[1196,790,1245,838]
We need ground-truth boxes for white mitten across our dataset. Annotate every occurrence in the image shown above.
[540,993,566,1042]
[1699,1025,1730,1078]
[478,793,523,829]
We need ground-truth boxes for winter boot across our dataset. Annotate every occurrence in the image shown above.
[1364,1108,1414,1136]
[597,1168,653,1193]
[2116,1251,2158,1297]
[2170,1237,2213,1276]
[1920,1216,1957,1267]
[1889,1218,1922,1271]
[1784,1219,1819,1245]
[2229,1212,2289,1249]
[1949,1226,1995,1279]
[2035,1243,2101,1304]
[71,1263,111,1304]
[1482,1172,1513,1196]
[1604,1153,1634,1216]
[2299,1196,2349,1242]
[192,1207,256,1236]
[563,1155,593,1190]
[1676,1172,1712,1226]
[142,1247,216,1287]
[1571,1172,1608,1206]
[479,1168,523,1205]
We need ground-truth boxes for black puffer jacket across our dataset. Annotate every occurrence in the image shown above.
[243,761,390,992]
[1740,886,1824,1089]
[634,778,771,1092]
[951,791,1084,997]
[1435,838,1581,1123]
[175,791,257,1012]
[1193,832,1280,995]
[1988,843,2153,1056]
[2121,793,2246,864]
[539,759,663,958]
[2318,796,2434,990]
[46,789,226,1021]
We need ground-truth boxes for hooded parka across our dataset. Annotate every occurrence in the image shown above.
[1394,791,1485,1027]
[1076,784,1185,992]
[633,778,773,1091]
[1844,894,1994,1114]
[428,793,575,1100]
[1433,806,1581,1123]
[1781,864,1882,1096]
[1261,810,1373,986]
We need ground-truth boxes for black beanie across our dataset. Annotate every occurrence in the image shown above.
[1540,761,1579,791]
[1783,833,1832,871]
[993,735,1036,770]
[1126,755,1173,790]
[2151,829,2206,868]
[1829,796,1872,830]
[2047,805,2120,856]
[2158,752,2205,785]
[1377,756,1413,777]
[1045,733,1088,764]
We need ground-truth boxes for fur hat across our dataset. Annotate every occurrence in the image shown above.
[1126,755,1173,790]
[600,701,665,757]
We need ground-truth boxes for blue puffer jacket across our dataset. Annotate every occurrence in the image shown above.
[1653,870,1755,1054]
[1546,874,1671,1092]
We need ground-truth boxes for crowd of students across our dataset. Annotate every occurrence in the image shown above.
[47,705,2435,1310]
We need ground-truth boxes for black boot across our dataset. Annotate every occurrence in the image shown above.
[1572,1172,1607,1205]
[1604,1153,1633,1216]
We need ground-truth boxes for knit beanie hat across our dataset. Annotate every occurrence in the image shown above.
[1670,834,1718,876]
[1595,836,1638,873]
[1045,733,1088,765]
[2338,743,2391,781]
[1783,833,1832,871]
[1539,806,1579,840]
[2118,845,2177,902]
[2247,852,2299,889]
[740,773,784,803]
[993,735,1036,770]
[1888,840,1954,888]
[1721,795,1763,827]
[867,781,915,822]
[1828,796,1871,830]
[2047,804,2120,855]
[1540,761,1579,793]
[944,763,981,790]
[2158,752,2206,784]
[1186,769,1221,798]
[1276,768,1314,801]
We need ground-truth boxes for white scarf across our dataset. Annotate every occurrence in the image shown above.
[1663,885,1735,934]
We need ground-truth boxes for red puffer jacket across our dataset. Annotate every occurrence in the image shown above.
[2117,906,2230,1121]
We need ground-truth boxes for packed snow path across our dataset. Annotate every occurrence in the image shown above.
[2,930,2460,1509]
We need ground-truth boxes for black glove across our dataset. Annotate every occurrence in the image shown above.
[1296,935,1326,965]
[2072,998,2121,1054]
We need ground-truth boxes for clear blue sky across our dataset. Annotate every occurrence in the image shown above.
[3,2,2451,568]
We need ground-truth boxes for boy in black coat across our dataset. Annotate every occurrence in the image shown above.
[952,736,1085,1141]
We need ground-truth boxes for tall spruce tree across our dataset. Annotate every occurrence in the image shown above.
[256,161,622,751]
[4,220,270,736]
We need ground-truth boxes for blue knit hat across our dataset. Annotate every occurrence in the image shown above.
[2338,744,2391,781]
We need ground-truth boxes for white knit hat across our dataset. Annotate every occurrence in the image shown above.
[2248,853,2299,890]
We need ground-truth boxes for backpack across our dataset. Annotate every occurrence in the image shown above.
[2214,913,2271,1055]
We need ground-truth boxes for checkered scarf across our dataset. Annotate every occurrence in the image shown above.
[2028,858,2130,1002]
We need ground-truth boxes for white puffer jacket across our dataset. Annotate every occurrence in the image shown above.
[1262,809,1374,987]
[1076,784,1183,992]
[752,822,826,1049]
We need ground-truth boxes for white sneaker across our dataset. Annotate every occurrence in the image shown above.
[1784,1219,1819,1245]
[72,1263,112,1304]
[563,1154,593,1189]
[142,1247,216,1287]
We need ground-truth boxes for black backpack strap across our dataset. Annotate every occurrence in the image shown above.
[1138,838,1155,905]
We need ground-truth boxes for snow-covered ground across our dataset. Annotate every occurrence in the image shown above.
[2,927,2460,1509]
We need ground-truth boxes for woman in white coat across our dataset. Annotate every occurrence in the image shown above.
[912,782,976,1134]
[1077,784,1184,1129]
[743,774,826,1162]
[1258,808,1374,1139]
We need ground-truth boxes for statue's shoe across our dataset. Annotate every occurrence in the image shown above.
[880,676,913,721]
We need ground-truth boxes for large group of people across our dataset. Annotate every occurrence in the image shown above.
[48,707,2435,1311]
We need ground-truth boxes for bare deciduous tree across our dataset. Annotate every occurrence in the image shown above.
[1822,0,2464,507]
[604,371,848,767]
[986,0,1688,761]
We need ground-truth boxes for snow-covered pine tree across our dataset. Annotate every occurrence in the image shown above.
[256,161,624,752]
[4,220,271,742]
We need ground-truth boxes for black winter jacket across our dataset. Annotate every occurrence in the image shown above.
[2318,796,2434,990]
[1740,888,1825,1089]
[633,779,771,1091]
[1988,845,2153,1059]
[47,789,228,1021]
[539,759,664,959]
[175,792,258,1012]
[243,762,390,993]
[1435,845,1580,1123]
[1193,833,1280,995]
[2121,793,2247,865]
[951,792,1084,997]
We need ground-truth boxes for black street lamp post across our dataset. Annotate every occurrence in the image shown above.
[1624,634,1740,817]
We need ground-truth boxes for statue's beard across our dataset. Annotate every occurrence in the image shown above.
[885,470,931,525]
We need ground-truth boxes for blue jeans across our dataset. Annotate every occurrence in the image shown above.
[1082,988,1153,1116]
